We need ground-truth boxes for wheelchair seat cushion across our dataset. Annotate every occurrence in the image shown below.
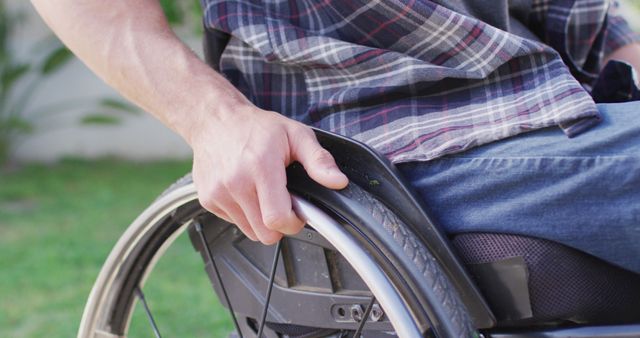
[451,233,640,326]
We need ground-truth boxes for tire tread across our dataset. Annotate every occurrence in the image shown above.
[341,184,476,337]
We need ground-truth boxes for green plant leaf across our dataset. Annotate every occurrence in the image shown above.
[160,0,184,25]
[99,98,140,114]
[189,0,205,34]
[40,46,73,75]
[190,0,203,18]
[0,33,9,64]
[80,114,121,125]
[2,116,33,133]
[0,2,11,53]
[2,63,30,91]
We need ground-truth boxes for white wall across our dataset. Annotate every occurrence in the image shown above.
[8,0,193,162]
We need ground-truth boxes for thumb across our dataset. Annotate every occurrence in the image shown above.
[291,129,348,189]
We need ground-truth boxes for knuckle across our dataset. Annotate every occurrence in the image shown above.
[289,124,314,144]
[246,158,268,176]
[198,184,226,212]
[199,194,219,212]
[312,147,334,163]
[242,151,259,166]
[263,212,287,231]
[296,125,315,138]
[234,223,257,241]
[246,150,267,164]
[239,147,268,168]
[222,171,248,190]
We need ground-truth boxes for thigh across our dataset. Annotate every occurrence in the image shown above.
[397,101,640,273]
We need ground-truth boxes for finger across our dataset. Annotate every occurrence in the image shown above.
[219,201,260,241]
[291,128,348,190]
[231,186,283,245]
[206,204,233,223]
[198,189,259,241]
[255,162,305,235]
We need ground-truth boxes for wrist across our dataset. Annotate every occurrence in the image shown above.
[173,80,255,147]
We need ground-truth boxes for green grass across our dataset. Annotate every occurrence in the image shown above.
[0,159,233,337]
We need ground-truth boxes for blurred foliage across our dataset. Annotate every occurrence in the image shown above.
[0,1,75,165]
[0,0,204,166]
[160,0,204,34]
[0,1,143,166]
[80,97,141,127]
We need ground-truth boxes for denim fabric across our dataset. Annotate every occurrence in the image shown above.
[398,101,640,274]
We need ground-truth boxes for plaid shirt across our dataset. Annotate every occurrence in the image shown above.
[202,0,640,163]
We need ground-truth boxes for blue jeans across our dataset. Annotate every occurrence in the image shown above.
[398,101,640,274]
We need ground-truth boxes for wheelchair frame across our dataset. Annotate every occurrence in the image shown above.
[77,127,640,337]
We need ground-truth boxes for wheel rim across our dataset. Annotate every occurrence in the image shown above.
[77,183,423,338]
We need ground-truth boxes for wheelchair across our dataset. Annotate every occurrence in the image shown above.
[76,30,640,338]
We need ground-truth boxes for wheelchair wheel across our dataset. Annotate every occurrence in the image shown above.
[77,173,476,338]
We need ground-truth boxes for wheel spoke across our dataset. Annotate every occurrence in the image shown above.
[353,297,376,338]
[135,287,162,338]
[256,239,283,337]
[194,221,244,338]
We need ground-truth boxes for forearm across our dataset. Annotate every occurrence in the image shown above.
[30,0,247,143]
[31,0,348,244]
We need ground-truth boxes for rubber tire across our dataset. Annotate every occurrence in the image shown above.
[334,182,477,338]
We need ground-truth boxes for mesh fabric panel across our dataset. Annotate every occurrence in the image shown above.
[452,233,640,326]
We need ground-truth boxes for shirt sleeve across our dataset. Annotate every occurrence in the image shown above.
[603,2,640,56]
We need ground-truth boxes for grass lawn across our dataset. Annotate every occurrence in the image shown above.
[0,159,234,337]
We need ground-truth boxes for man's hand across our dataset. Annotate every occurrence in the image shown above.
[189,102,348,244]
[30,0,348,244]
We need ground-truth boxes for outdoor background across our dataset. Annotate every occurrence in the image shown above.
[1,1,234,337]
[1,1,639,337]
